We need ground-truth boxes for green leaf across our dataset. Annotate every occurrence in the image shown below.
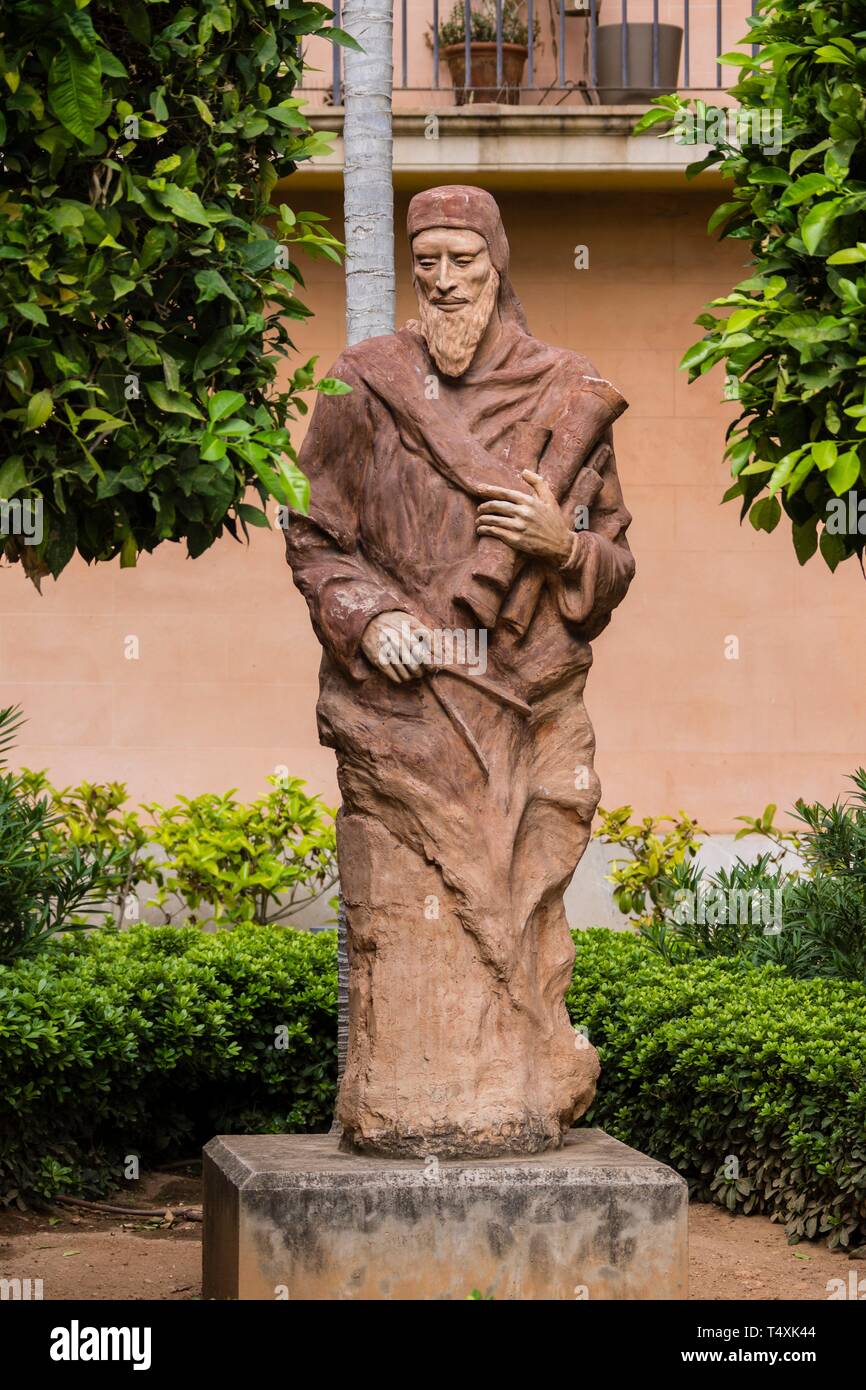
[24,391,54,432]
[791,517,818,565]
[716,52,757,67]
[208,391,247,423]
[749,497,781,533]
[110,275,136,300]
[158,186,212,227]
[633,107,673,135]
[199,433,228,462]
[235,445,308,510]
[780,173,836,207]
[679,339,719,372]
[97,50,128,80]
[239,239,280,274]
[47,48,103,142]
[786,455,816,498]
[819,528,847,571]
[789,138,833,174]
[13,304,49,332]
[47,204,85,233]
[264,105,308,128]
[191,95,214,127]
[800,198,844,254]
[237,502,271,528]
[0,456,28,497]
[749,167,791,187]
[315,377,352,396]
[120,532,138,568]
[812,441,838,472]
[827,244,866,265]
[767,453,802,497]
[194,270,241,307]
[827,449,861,496]
[814,44,854,64]
[328,27,363,51]
[153,354,177,395]
[145,383,204,418]
[707,202,742,235]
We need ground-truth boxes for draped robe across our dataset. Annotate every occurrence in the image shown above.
[285,319,634,1157]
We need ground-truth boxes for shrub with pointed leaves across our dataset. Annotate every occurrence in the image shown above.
[0,0,357,582]
[636,0,866,571]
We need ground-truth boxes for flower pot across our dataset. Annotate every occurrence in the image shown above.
[595,22,683,104]
[443,42,528,105]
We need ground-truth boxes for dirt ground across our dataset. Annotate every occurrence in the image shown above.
[1,1166,863,1301]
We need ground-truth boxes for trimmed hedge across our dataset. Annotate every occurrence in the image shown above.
[0,924,337,1202]
[2,924,864,1251]
[569,930,866,1249]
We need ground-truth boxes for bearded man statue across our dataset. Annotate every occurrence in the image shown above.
[284,186,635,1158]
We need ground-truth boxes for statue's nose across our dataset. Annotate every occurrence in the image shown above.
[435,256,455,292]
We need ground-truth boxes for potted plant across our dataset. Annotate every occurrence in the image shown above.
[434,1,536,106]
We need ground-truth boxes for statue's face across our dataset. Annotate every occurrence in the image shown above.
[412,227,493,308]
[411,227,500,378]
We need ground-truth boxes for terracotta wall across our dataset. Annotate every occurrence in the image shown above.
[2,187,864,827]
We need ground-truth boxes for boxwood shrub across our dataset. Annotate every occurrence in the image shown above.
[2,923,864,1252]
[0,923,337,1202]
[569,930,866,1249]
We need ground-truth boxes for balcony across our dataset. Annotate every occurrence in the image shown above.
[291,1,754,188]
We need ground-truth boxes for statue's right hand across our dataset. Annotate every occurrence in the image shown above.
[360,610,432,685]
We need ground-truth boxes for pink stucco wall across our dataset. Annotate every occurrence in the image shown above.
[3,188,863,828]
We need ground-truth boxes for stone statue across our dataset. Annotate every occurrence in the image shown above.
[285,186,634,1158]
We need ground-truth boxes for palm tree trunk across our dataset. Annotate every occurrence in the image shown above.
[342,0,395,345]
[334,2,395,1117]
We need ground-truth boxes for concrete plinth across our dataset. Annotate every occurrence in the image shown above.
[202,1129,688,1300]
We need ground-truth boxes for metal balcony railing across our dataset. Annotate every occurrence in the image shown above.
[303,1,757,108]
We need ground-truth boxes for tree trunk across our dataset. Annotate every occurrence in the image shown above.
[335,2,395,1115]
[342,0,395,345]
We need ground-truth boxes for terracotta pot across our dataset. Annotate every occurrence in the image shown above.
[443,42,528,105]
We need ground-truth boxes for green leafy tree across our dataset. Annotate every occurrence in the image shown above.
[636,0,866,571]
[0,0,357,583]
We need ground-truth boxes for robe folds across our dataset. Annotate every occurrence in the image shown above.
[285,320,635,1157]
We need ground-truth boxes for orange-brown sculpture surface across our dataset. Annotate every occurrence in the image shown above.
[285,186,635,1157]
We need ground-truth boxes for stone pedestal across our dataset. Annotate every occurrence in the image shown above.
[202,1129,688,1300]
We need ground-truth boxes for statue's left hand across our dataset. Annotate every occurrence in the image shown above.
[475,470,575,564]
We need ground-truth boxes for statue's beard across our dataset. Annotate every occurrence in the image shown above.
[416,268,500,378]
